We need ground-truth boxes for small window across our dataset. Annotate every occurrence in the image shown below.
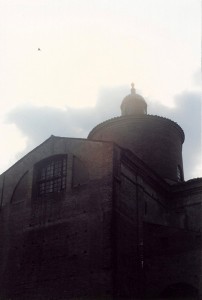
[177,165,183,181]
[35,155,67,197]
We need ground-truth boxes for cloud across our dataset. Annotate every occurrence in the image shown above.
[192,69,201,87]
[5,85,127,150]
[148,90,201,179]
[5,86,201,180]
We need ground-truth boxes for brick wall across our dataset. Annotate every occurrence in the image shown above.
[0,137,114,299]
[144,222,201,298]
[112,147,201,299]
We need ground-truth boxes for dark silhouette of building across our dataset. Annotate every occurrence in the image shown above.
[0,85,201,299]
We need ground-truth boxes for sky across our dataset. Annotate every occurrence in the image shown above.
[0,0,201,180]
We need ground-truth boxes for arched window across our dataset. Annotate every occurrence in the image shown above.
[35,155,67,197]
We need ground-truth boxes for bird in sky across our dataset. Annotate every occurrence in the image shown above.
[38,48,41,51]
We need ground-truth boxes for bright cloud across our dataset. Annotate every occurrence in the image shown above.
[0,0,201,179]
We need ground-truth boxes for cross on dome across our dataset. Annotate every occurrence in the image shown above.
[131,82,135,94]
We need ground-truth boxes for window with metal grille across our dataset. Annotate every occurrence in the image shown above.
[36,155,67,197]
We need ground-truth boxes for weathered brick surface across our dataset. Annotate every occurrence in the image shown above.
[113,147,202,299]
[144,223,201,298]
[0,137,114,299]
[0,135,201,299]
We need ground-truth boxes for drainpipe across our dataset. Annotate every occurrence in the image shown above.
[0,173,5,210]
[136,174,144,299]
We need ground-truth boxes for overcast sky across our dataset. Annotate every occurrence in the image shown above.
[0,0,201,180]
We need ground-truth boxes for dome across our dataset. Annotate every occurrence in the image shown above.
[121,83,147,116]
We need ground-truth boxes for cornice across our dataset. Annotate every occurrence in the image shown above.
[88,114,185,143]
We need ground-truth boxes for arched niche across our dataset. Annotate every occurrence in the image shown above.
[11,171,29,203]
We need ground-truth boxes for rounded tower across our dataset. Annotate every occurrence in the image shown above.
[88,84,185,183]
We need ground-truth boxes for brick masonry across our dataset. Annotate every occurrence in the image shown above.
[0,121,201,299]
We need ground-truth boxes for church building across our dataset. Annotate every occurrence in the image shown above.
[0,85,201,299]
